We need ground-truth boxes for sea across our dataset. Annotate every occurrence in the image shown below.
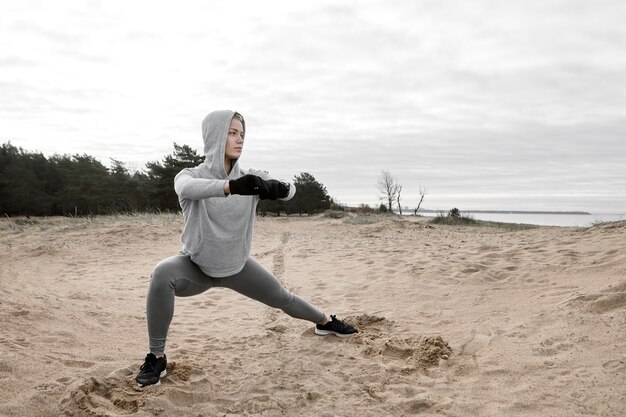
[414,212,626,227]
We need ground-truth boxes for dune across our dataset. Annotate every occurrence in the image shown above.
[0,213,624,416]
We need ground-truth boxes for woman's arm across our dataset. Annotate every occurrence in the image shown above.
[249,169,296,201]
[174,169,229,200]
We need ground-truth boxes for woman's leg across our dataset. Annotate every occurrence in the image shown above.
[218,257,326,324]
[146,254,215,355]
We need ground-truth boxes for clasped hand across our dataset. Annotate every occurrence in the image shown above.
[229,174,289,200]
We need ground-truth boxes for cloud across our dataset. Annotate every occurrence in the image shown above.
[1,0,625,212]
[0,55,38,67]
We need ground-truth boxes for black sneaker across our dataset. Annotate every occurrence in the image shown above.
[136,353,167,387]
[315,315,358,338]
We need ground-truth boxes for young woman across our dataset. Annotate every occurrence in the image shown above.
[136,110,358,387]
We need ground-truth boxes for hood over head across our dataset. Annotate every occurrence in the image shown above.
[201,110,245,179]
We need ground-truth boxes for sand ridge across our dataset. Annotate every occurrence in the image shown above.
[0,214,625,416]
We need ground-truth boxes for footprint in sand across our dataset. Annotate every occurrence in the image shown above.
[61,361,208,415]
[60,359,95,368]
[460,331,491,356]
[343,314,453,369]
[534,336,574,357]
[272,236,287,279]
[61,368,143,415]
[602,358,626,373]
[567,281,626,313]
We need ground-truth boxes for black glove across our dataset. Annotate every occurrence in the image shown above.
[229,174,266,195]
[259,180,290,200]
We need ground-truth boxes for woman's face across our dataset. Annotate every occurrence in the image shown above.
[225,117,244,160]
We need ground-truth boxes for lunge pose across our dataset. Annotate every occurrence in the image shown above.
[136,110,358,387]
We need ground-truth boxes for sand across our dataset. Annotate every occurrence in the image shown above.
[0,213,624,417]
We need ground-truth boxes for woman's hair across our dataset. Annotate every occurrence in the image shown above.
[233,112,245,138]
[233,112,244,123]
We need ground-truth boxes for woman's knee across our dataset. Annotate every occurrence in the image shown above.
[150,259,179,291]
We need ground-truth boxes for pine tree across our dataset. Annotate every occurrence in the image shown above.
[144,143,204,211]
[287,172,332,215]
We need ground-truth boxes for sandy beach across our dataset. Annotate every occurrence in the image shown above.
[0,213,624,416]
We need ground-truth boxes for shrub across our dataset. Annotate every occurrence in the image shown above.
[448,207,461,218]
[324,210,348,219]
[359,203,373,214]
[430,208,476,225]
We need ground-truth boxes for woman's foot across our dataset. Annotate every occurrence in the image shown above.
[315,315,358,337]
[136,353,167,387]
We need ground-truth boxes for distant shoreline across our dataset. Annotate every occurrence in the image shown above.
[416,209,592,215]
[342,206,594,215]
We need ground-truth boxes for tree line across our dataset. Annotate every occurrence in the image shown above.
[0,142,331,217]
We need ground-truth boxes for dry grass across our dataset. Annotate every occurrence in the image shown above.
[0,212,182,233]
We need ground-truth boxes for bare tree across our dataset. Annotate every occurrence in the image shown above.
[396,184,403,215]
[377,170,400,213]
[414,186,428,215]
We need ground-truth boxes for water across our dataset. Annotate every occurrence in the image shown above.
[416,212,625,227]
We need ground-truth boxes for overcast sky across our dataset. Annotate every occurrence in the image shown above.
[2,0,625,213]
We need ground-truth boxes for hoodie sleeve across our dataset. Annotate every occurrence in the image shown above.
[174,168,229,200]
[248,169,296,202]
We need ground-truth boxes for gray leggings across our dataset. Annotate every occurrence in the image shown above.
[147,255,326,355]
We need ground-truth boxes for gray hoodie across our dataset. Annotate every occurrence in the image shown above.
[174,110,296,277]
